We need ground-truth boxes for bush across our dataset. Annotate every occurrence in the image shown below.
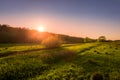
[91,72,103,80]
[41,35,61,48]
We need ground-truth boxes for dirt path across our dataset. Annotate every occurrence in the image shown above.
[77,44,101,55]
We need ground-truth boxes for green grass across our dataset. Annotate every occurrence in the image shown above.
[0,42,120,80]
[0,44,43,53]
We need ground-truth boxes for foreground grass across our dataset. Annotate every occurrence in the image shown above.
[0,42,120,80]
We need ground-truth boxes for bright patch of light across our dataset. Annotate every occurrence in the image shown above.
[38,25,45,32]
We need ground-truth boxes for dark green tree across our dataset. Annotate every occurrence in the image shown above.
[97,36,106,42]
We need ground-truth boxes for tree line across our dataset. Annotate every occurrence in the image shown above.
[0,24,43,43]
[0,24,84,43]
[0,24,108,44]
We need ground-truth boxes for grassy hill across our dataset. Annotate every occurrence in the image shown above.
[0,42,120,80]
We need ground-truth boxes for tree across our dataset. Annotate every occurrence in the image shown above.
[97,36,106,42]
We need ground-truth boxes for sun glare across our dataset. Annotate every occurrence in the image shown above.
[38,26,45,32]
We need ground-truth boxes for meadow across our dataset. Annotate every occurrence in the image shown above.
[0,42,120,80]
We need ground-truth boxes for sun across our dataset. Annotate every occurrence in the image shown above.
[38,25,45,32]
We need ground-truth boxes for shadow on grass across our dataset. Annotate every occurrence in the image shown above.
[39,47,77,64]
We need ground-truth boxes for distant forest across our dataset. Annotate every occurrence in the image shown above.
[0,24,87,43]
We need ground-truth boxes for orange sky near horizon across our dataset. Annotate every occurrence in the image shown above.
[1,14,120,40]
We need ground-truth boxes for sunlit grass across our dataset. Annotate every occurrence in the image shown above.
[0,42,120,80]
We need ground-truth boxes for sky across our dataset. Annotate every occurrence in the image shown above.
[0,0,120,40]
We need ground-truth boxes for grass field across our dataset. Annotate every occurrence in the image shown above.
[0,42,120,80]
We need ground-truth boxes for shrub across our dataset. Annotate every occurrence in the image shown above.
[41,35,61,48]
[91,72,103,80]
